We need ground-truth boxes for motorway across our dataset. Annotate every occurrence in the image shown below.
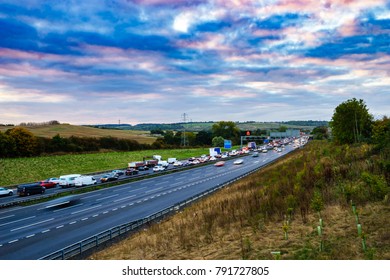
[0,145,296,260]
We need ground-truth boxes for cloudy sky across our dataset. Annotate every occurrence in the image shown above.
[0,0,389,125]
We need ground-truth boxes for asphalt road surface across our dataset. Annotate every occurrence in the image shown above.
[0,146,296,259]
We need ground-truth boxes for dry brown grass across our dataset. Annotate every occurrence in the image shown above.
[88,142,390,260]
[88,185,389,260]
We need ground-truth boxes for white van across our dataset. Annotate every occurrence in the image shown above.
[167,158,177,164]
[74,176,96,187]
[59,174,81,188]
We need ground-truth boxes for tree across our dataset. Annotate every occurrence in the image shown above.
[195,130,212,146]
[372,116,390,148]
[330,98,373,144]
[312,126,329,140]
[212,121,240,144]
[5,127,38,157]
[212,136,224,147]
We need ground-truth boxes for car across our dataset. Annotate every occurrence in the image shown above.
[47,177,60,184]
[137,165,149,171]
[17,183,45,196]
[214,161,225,167]
[252,152,259,157]
[125,168,139,176]
[0,187,13,197]
[233,159,244,165]
[153,165,165,172]
[111,169,124,176]
[43,195,81,209]
[40,179,57,189]
[100,174,119,183]
[173,161,183,167]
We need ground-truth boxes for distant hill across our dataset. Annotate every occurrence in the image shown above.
[93,120,328,132]
[0,124,157,144]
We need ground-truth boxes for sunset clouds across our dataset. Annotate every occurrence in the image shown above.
[0,0,389,124]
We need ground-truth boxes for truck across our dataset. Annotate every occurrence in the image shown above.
[247,142,257,149]
[158,160,169,168]
[209,147,221,157]
[167,158,177,164]
[74,176,97,187]
[153,155,162,161]
[128,161,146,169]
[59,174,81,188]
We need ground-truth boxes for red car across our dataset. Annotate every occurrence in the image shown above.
[214,161,225,167]
[40,179,57,189]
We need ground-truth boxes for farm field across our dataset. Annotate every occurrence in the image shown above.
[0,124,157,144]
[0,147,211,186]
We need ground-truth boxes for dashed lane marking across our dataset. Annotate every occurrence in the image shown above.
[10,218,54,232]
[96,194,119,201]
[71,204,102,215]
[0,216,36,227]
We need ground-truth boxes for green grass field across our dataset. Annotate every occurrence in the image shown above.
[0,147,213,186]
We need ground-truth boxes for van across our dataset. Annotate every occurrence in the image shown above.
[17,183,45,196]
[74,176,96,187]
[59,174,81,188]
[167,158,177,164]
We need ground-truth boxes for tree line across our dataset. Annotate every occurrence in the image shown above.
[0,128,157,158]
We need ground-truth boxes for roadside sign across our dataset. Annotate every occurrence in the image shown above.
[224,139,232,149]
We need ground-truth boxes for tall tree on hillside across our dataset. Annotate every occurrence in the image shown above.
[330,98,373,144]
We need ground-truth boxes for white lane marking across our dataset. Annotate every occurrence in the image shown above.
[96,194,119,201]
[10,218,54,232]
[26,234,35,238]
[80,193,102,199]
[114,194,136,203]
[0,216,36,227]
[81,217,88,221]
[127,187,146,193]
[112,208,118,211]
[53,203,84,213]
[9,239,18,244]
[92,214,99,218]
[145,187,162,193]
[10,218,54,231]
[71,204,102,215]
[0,214,15,221]
[56,225,64,229]
[42,229,50,233]
[69,221,77,225]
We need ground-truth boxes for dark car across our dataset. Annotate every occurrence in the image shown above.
[17,183,45,196]
[40,179,57,189]
[100,174,118,183]
[125,168,139,176]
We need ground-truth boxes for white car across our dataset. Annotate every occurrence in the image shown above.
[0,187,13,197]
[153,165,165,172]
[173,161,183,167]
[47,177,60,184]
[233,159,244,165]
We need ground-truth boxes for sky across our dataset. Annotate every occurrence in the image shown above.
[0,0,389,125]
